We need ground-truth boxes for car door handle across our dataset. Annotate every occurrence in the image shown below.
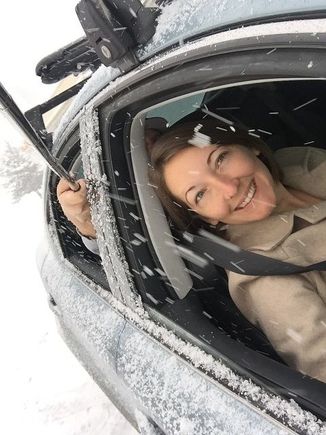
[48,295,62,317]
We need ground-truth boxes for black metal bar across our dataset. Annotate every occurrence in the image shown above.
[38,78,88,113]
[24,105,53,150]
[0,82,80,191]
[24,78,89,149]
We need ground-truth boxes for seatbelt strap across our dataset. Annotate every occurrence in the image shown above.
[182,230,326,276]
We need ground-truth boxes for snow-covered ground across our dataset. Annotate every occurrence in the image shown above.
[0,186,137,434]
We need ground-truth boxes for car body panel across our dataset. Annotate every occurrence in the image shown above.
[117,321,295,435]
[40,243,125,371]
[38,225,326,433]
[39,235,140,429]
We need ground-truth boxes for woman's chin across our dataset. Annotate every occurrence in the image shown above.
[249,204,275,222]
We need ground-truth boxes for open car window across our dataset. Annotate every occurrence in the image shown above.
[127,79,326,372]
[133,79,326,298]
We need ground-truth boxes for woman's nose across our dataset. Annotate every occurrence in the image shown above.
[210,174,240,199]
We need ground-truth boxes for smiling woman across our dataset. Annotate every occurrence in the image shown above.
[149,121,282,231]
[148,119,326,383]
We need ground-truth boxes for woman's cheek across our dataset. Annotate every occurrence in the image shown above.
[208,200,229,221]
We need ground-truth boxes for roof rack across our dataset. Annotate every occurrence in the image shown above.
[0,0,160,185]
[37,0,160,85]
[30,0,160,141]
[35,0,160,134]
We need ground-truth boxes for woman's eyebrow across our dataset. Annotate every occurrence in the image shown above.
[185,186,195,205]
[207,147,219,166]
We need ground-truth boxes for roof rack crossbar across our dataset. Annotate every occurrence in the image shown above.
[39,78,88,114]
[29,0,161,143]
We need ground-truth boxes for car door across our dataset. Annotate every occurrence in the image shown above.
[84,14,326,432]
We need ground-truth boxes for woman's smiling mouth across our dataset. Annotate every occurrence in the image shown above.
[236,180,257,210]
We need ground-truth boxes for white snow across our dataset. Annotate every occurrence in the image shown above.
[0,185,137,434]
[80,108,143,312]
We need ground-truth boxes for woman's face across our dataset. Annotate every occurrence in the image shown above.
[163,144,278,225]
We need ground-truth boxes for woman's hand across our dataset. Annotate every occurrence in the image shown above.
[57,178,96,239]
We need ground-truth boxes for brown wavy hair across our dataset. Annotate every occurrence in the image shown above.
[148,120,281,233]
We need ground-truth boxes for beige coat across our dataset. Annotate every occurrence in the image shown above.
[227,146,326,383]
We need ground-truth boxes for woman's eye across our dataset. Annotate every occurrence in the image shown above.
[195,190,206,204]
[215,151,228,169]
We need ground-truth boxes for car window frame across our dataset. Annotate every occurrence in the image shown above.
[48,127,108,288]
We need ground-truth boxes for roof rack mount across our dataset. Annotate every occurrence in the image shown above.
[37,0,160,85]
[76,0,159,68]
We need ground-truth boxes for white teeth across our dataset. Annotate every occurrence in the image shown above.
[237,181,256,209]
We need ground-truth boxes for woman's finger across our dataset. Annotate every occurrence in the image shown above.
[57,178,86,197]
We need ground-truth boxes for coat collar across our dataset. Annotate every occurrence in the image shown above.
[227,204,326,251]
[226,147,326,251]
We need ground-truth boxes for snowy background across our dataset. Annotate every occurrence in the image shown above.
[0,1,137,433]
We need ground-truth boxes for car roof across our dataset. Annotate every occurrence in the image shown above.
[53,0,326,142]
[139,0,326,59]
